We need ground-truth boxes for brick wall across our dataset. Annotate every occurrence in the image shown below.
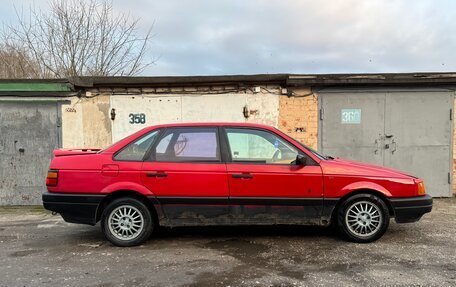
[278,88,319,149]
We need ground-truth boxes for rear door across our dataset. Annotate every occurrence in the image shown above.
[141,127,230,225]
[223,127,324,225]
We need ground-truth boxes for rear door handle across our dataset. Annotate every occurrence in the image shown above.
[146,172,168,178]
[232,173,253,179]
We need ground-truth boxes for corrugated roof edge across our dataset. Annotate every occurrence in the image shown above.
[69,72,456,88]
[0,78,74,93]
[3,72,456,92]
[69,74,290,88]
[287,72,456,86]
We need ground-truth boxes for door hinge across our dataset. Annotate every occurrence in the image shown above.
[450,108,453,121]
[448,172,451,184]
[319,108,324,120]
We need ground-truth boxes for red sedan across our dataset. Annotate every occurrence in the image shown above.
[43,123,432,246]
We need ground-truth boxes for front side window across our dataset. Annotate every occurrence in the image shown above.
[114,130,160,161]
[226,128,299,164]
[153,128,220,162]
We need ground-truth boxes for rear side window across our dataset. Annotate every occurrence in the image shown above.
[114,130,160,161]
[153,128,220,162]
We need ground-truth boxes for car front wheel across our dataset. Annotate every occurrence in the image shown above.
[337,194,390,243]
[101,197,154,247]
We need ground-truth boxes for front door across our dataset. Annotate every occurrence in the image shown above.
[224,127,324,225]
[141,127,230,225]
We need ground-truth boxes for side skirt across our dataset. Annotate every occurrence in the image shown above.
[150,196,340,228]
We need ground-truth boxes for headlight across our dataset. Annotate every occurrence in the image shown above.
[417,181,426,195]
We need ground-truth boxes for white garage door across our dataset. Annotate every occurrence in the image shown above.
[110,94,247,142]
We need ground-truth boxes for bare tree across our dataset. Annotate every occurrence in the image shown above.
[0,43,41,78]
[3,0,153,78]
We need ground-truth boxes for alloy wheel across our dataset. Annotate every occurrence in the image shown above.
[345,200,383,238]
[108,205,145,241]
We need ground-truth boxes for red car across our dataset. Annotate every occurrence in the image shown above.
[43,123,432,246]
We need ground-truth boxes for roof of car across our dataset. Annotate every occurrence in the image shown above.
[147,122,275,129]
[102,122,278,154]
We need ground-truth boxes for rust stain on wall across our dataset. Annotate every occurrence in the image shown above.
[82,95,111,148]
[453,96,456,195]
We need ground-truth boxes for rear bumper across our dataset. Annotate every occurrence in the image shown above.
[389,194,433,223]
[42,192,105,225]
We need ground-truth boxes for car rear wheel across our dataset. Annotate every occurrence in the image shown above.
[101,197,154,247]
[337,194,389,243]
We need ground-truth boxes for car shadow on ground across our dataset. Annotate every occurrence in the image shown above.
[60,223,339,247]
[155,224,337,240]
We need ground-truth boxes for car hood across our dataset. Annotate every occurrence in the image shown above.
[321,157,417,179]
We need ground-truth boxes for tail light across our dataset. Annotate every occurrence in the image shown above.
[46,170,59,187]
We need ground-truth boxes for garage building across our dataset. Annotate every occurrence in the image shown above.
[1,73,455,205]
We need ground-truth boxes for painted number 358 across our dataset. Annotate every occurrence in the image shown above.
[129,113,146,124]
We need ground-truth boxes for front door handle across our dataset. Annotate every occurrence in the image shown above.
[232,173,253,179]
[146,172,168,178]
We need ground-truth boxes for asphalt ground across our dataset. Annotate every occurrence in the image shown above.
[0,198,455,287]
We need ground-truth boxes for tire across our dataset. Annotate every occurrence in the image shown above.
[101,197,154,247]
[337,193,390,243]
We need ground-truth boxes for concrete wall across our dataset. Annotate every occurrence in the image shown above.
[0,101,59,205]
[61,85,284,148]
[246,87,280,127]
[61,94,111,148]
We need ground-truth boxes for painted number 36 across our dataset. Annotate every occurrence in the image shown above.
[129,113,146,124]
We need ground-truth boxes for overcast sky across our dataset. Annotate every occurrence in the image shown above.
[2,0,456,76]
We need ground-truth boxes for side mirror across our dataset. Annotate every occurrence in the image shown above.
[295,154,307,166]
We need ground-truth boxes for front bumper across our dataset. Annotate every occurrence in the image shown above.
[389,194,433,223]
[42,192,105,225]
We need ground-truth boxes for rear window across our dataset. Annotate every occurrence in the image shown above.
[114,130,160,161]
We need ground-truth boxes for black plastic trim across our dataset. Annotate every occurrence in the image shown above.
[154,196,328,206]
[154,196,229,205]
[42,192,106,225]
[152,196,334,226]
[389,194,433,223]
